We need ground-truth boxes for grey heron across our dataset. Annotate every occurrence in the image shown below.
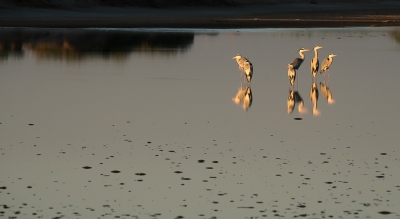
[320,53,337,79]
[310,82,321,116]
[287,63,295,87]
[232,54,253,82]
[310,45,323,78]
[320,82,335,104]
[291,48,310,70]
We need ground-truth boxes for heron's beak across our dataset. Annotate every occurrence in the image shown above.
[332,54,337,57]
[305,49,310,52]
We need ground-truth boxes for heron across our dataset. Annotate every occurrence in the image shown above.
[287,63,296,87]
[310,45,323,78]
[232,54,253,82]
[291,48,310,71]
[320,53,337,79]
[310,82,321,116]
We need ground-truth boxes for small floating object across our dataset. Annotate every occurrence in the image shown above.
[111,170,121,173]
[378,211,391,215]
[135,173,146,176]
[198,160,205,163]
[82,166,92,169]
[294,118,303,120]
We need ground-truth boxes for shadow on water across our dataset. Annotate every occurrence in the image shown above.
[0,28,195,61]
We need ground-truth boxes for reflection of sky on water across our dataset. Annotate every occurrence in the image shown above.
[1,27,400,218]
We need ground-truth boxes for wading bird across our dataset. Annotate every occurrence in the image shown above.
[310,45,323,78]
[291,48,310,71]
[320,53,337,79]
[287,63,296,87]
[233,54,253,82]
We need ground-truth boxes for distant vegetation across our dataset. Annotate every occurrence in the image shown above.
[0,29,194,61]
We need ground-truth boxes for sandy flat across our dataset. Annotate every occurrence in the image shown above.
[1,2,400,28]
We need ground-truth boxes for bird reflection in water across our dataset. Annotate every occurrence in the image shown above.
[232,83,252,111]
[233,54,253,83]
[310,81,321,116]
[320,81,336,104]
[287,89,308,114]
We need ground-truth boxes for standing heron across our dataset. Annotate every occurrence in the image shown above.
[310,45,323,78]
[287,63,296,87]
[291,48,310,71]
[290,48,310,86]
[233,54,253,82]
[320,53,337,79]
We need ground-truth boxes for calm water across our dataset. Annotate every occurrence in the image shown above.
[1,27,400,219]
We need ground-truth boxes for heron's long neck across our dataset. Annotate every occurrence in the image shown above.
[313,49,318,59]
[299,51,305,60]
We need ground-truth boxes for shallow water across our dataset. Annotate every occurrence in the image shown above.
[1,27,400,219]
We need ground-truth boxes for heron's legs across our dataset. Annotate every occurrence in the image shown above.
[328,69,330,81]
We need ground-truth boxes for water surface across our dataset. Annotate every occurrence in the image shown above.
[1,27,400,218]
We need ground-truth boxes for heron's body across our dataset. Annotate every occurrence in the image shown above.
[290,48,310,70]
[310,82,321,116]
[287,63,296,87]
[311,45,323,78]
[320,54,337,74]
[233,54,253,82]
